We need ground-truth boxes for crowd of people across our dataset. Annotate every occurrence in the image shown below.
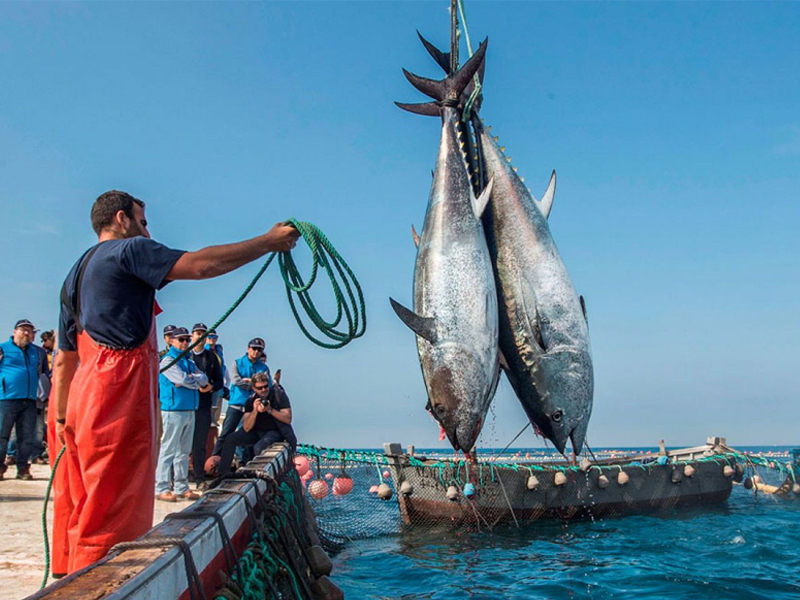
[155,324,297,502]
[0,317,298,497]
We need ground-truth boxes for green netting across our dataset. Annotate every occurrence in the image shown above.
[294,444,799,545]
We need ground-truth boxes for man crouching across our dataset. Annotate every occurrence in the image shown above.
[218,372,296,476]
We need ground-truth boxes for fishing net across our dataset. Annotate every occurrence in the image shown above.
[212,466,330,600]
[294,443,800,552]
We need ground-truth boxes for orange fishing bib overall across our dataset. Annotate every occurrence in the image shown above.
[63,318,159,573]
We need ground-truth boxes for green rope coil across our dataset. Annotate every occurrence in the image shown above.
[161,218,366,373]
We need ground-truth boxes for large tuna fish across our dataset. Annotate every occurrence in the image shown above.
[391,41,499,453]
[480,129,593,455]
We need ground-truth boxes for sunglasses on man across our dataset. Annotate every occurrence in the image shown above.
[253,384,269,391]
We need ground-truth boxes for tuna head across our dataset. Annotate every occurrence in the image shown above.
[532,349,594,455]
[425,343,496,453]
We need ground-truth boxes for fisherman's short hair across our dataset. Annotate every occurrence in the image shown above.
[252,372,270,385]
[91,190,146,234]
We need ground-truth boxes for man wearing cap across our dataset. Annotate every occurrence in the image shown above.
[156,327,211,502]
[52,190,299,573]
[0,319,45,481]
[211,338,270,459]
[159,324,177,358]
[188,323,222,491]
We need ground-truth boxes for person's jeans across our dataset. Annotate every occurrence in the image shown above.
[0,400,37,471]
[211,407,244,456]
[192,407,212,484]
[155,411,195,495]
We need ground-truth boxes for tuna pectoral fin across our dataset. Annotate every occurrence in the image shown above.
[411,225,420,248]
[537,171,557,220]
[580,295,588,324]
[390,298,438,343]
[472,178,494,219]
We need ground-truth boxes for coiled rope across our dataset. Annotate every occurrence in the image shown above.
[160,218,365,372]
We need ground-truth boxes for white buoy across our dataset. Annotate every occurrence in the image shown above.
[526,475,540,490]
[793,483,800,495]
[580,457,592,472]
[399,481,413,496]
[446,485,459,501]
[723,465,735,477]
[597,474,610,489]
[377,483,393,500]
[554,471,567,486]
[684,465,696,478]
[617,471,630,486]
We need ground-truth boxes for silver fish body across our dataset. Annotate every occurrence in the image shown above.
[393,108,499,453]
[480,129,593,455]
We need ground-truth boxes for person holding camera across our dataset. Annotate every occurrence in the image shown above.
[216,371,296,476]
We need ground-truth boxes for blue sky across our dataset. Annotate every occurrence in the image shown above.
[1,2,798,450]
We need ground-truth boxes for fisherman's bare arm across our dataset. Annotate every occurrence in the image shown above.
[167,223,299,280]
[54,350,79,444]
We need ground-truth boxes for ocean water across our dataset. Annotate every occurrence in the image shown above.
[327,447,800,600]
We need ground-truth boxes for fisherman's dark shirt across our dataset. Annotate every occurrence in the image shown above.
[59,237,186,351]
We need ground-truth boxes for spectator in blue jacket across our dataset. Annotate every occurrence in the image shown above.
[0,319,43,480]
[211,337,270,458]
[156,327,210,502]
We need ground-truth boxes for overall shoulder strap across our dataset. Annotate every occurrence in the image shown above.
[60,244,102,334]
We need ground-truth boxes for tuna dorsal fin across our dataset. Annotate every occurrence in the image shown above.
[401,39,487,104]
[411,224,420,248]
[395,101,441,117]
[538,170,557,219]
[390,298,438,343]
[580,295,588,324]
[417,31,451,74]
[472,177,493,219]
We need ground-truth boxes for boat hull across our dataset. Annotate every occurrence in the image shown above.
[387,452,734,526]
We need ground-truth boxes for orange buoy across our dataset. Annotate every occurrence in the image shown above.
[333,474,354,496]
[295,456,311,477]
[308,479,329,500]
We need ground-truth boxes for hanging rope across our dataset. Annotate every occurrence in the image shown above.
[161,218,366,372]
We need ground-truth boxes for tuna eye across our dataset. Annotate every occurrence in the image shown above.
[434,404,446,417]
[551,410,563,423]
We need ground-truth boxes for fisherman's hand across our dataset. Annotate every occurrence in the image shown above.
[56,422,66,445]
[273,369,281,386]
[264,222,300,253]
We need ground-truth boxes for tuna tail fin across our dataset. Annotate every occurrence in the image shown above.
[417,31,451,73]
[538,170,557,219]
[390,298,438,343]
[401,38,487,104]
[395,101,442,117]
[472,177,493,219]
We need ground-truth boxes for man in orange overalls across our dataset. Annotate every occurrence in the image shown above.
[51,190,298,574]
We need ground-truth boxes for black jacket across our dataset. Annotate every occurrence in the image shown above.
[190,348,223,409]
